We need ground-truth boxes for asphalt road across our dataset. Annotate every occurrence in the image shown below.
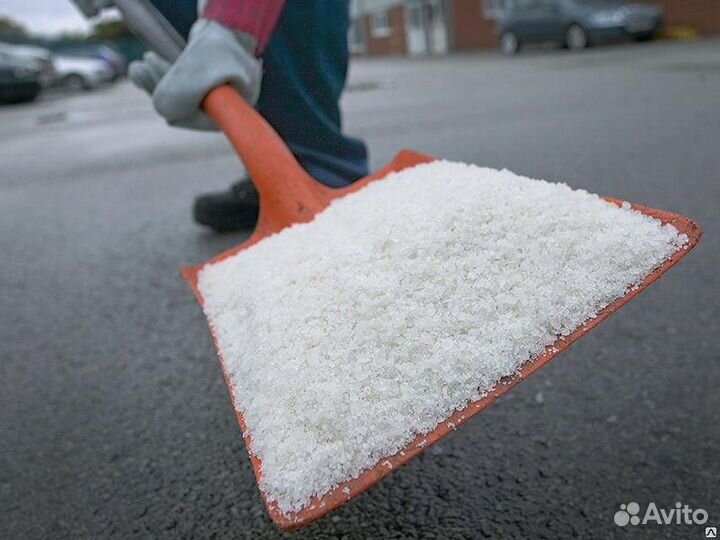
[2,39,719,540]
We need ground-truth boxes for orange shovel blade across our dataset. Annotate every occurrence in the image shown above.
[181,86,702,531]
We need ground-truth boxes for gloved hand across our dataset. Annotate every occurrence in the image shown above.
[128,19,262,131]
[71,0,114,17]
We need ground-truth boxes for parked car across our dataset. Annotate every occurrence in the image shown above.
[0,52,42,103]
[498,0,663,55]
[53,55,114,90]
[52,43,127,80]
[0,42,56,87]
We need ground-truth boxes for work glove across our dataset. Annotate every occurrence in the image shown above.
[128,19,262,131]
[71,0,114,17]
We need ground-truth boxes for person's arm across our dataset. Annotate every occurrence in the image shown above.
[129,0,285,130]
[202,0,285,56]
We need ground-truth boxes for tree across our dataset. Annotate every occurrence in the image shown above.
[89,19,132,41]
[0,16,27,35]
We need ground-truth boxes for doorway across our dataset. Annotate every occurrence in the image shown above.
[404,0,449,56]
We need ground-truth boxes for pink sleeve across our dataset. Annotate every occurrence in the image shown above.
[202,0,286,55]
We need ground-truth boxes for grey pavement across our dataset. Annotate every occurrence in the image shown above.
[1,39,719,540]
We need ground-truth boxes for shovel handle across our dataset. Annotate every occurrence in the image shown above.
[113,0,186,63]
[114,1,328,227]
[202,86,332,229]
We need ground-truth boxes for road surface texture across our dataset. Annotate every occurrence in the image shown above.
[2,39,719,540]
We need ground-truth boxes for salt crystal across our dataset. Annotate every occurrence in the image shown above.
[197,160,686,513]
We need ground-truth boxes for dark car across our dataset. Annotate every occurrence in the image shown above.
[498,0,663,54]
[0,43,56,87]
[0,52,42,104]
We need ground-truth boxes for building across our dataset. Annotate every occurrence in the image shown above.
[349,0,720,56]
[651,0,720,36]
[349,0,454,56]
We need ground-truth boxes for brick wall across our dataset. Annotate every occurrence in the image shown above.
[363,6,408,55]
[652,0,720,34]
[449,0,498,50]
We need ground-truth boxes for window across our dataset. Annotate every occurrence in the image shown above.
[513,0,557,11]
[348,19,367,53]
[370,10,392,38]
[408,5,423,28]
[483,0,512,20]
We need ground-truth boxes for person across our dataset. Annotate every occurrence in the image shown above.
[72,0,368,232]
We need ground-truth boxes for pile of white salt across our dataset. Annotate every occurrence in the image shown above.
[197,160,686,513]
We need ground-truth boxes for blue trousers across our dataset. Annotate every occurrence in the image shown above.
[149,0,368,187]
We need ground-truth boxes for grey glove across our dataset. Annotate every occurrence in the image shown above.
[71,0,114,17]
[128,50,169,94]
[128,19,262,131]
[129,52,215,130]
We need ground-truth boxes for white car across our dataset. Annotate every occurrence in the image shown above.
[53,55,114,90]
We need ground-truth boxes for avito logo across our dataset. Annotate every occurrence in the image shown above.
[614,501,709,527]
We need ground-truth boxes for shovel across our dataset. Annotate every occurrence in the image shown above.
[116,1,702,531]
[183,88,701,531]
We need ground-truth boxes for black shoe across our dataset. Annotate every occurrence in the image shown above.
[193,178,259,233]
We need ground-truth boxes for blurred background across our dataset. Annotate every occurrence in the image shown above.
[2,1,719,539]
[1,0,717,103]
[1,2,134,103]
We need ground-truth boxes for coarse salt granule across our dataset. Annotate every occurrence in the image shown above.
[197,160,687,514]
